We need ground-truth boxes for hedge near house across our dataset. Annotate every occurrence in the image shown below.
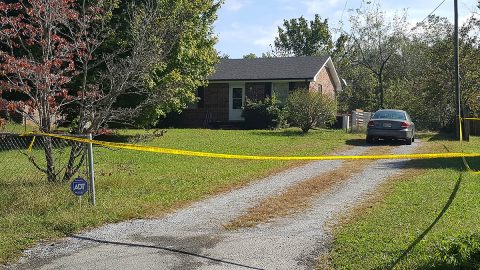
[286,90,337,133]
[242,94,286,129]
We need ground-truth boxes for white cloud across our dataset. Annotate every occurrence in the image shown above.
[216,22,282,56]
[302,0,341,14]
[223,0,251,11]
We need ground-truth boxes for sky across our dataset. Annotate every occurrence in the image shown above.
[214,0,479,58]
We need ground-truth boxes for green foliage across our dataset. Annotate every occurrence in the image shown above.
[435,233,480,269]
[242,53,257,59]
[127,0,222,127]
[336,65,378,112]
[242,93,286,129]
[286,90,337,133]
[273,14,334,56]
[335,1,480,131]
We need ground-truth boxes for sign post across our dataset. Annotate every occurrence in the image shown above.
[87,133,96,206]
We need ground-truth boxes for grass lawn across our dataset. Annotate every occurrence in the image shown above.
[328,134,480,269]
[0,128,361,265]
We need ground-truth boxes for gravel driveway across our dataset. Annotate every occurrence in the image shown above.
[10,141,420,270]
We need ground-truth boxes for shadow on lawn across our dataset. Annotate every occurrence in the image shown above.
[345,138,407,147]
[377,156,479,172]
[249,129,307,137]
[380,173,464,270]
[94,132,163,143]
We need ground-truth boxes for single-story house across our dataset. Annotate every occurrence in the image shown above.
[178,55,342,127]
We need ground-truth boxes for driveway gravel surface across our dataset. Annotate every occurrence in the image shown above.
[9,141,420,270]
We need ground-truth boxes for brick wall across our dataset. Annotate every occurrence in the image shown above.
[179,83,229,127]
[309,67,336,98]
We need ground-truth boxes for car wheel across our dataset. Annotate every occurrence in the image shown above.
[405,137,412,145]
[366,136,374,144]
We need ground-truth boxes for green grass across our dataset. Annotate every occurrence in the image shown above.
[328,135,480,269]
[0,128,361,264]
[2,122,36,133]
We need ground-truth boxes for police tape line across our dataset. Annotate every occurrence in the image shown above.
[22,132,480,161]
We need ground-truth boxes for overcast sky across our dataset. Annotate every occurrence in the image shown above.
[214,0,479,58]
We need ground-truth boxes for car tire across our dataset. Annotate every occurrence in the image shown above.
[366,136,374,144]
[405,137,412,145]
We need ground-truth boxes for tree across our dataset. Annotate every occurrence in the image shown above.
[0,0,103,181]
[219,53,230,59]
[0,0,221,181]
[273,14,334,57]
[345,0,408,109]
[286,89,337,133]
[243,53,257,59]
[134,0,222,126]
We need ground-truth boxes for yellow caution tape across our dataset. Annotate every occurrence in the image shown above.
[22,132,480,162]
[462,117,480,121]
[28,136,36,152]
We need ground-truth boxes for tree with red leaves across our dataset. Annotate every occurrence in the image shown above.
[0,0,97,181]
[1,0,221,182]
[0,0,204,182]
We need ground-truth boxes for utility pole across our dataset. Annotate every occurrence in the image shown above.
[454,0,461,139]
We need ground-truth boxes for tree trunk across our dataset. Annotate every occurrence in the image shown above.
[43,136,57,182]
[63,142,85,182]
[378,74,384,109]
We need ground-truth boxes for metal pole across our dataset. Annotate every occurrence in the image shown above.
[454,0,461,139]
[87,133,96,206]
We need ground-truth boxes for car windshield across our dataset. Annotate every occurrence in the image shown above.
[372,111,406,120]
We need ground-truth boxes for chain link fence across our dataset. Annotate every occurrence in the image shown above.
[0,123,89,183]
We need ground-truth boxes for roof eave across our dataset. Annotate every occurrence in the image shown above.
[207,77,314,82]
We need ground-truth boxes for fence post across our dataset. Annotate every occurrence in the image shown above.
[87,133,96,206]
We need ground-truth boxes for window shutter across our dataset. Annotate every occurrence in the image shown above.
[264,82,272,98]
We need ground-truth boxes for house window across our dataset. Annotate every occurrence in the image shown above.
[289,82,308,92]
[232,88,243,109]
[318,84,323,94]
[289,82,296,92]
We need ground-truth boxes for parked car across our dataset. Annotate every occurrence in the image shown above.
[366,109,415,145]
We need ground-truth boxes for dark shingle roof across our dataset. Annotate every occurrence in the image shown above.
[208,56,330,81]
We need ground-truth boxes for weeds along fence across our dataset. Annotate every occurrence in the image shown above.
[0,132,90,183]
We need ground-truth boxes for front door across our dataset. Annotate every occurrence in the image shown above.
[229,83,245,121]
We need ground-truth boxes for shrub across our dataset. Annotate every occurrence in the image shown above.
[242,93,287,129]
[286,89,337,133]
[434,233,480,269]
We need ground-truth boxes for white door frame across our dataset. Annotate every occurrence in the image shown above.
[228,82,245,121]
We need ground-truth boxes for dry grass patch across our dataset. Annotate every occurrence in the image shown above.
[224,145,396,229]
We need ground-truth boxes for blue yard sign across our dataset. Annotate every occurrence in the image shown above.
[71,177,88,196]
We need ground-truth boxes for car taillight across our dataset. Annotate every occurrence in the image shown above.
[401,121,410,128]
[368,121,375,128]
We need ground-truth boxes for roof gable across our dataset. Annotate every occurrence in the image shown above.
[208,56,331,81]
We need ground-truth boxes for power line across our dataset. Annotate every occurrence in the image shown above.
[418,0,448,24]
